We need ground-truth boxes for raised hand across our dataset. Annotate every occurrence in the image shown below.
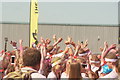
[40,37,45,43]
[84,40,88,48]
[53,34,57,43]
[19,40,23,45]
[109,44,116,50]
[45,38,51,44]
[99,47,103,52]
[10,41,17,47]
[67,36,72,43]
[104,41,108,49]
[53,34,57,39]
[53,37,63,47]
[57,37,63,43]
[74,43,81,56]
[64,36,72,44]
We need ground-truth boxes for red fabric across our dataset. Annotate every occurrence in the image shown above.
[116,54,119,56]
[74,56,77,59]
[0,50,5,54]
[59,50,63,53]
[6,53,11,56]
[0,69,4,72]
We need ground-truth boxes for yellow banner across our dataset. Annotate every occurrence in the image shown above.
[30,0,38,47]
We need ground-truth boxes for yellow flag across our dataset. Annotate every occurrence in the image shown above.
[30,0,38,47]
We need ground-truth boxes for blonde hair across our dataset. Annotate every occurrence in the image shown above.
[66,58,74,75]
[52,64,61,75]
[68,62,82,80]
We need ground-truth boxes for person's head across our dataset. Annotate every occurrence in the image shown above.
[2,52,11,70]
[52,64,61,74]
[42,59,52,77]
[76,57,87,69]
[89,54,100,67]
[78,50,89,60]
[51,57,63,74]
[68,62,82,79]
[118,44,120,53]
[23,48,41,71]
[65,58,75,75]
[116,44,120,58]
[46,46,54,53]
[105,52,118,68]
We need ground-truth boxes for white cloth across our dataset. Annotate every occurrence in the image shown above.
[61,72,68,78]
[47,71,57,80]
[81,73,88,78]
[91,65,99,72]
[52,52,64,58]
[100,68,118,78]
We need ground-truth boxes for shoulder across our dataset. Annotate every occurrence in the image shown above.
[31,73,46,78]
[61,72,68,78]
[100,70,118,78]
[47,72,56,78]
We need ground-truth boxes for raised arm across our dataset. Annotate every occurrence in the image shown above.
[19,40,23,55]
[53,37,63,47]
[53,34,57,43]
[10,41,17,50]
[74,41,81,56]
[101,43,116,60]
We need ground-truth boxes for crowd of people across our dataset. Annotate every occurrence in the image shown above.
[0,35,120,80]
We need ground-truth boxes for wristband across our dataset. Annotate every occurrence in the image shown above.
[13,47,17,49]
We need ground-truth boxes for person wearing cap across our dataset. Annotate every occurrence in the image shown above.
[47,57,62,80]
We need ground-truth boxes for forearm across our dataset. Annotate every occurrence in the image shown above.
[62,46,69,54]
[101,47,111,59]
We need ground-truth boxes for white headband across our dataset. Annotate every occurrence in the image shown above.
[11,55,15,57]
[78,52,88,56]
[52,60,61,67]
[105,58,118,62]
[90,61,100,63]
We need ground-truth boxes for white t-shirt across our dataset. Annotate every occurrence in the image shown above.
[100,68,118,78]
[61,72,68,78]
[61,72,88,78]
[47,71,57,80]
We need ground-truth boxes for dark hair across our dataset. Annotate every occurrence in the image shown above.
[23,48,41,67]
